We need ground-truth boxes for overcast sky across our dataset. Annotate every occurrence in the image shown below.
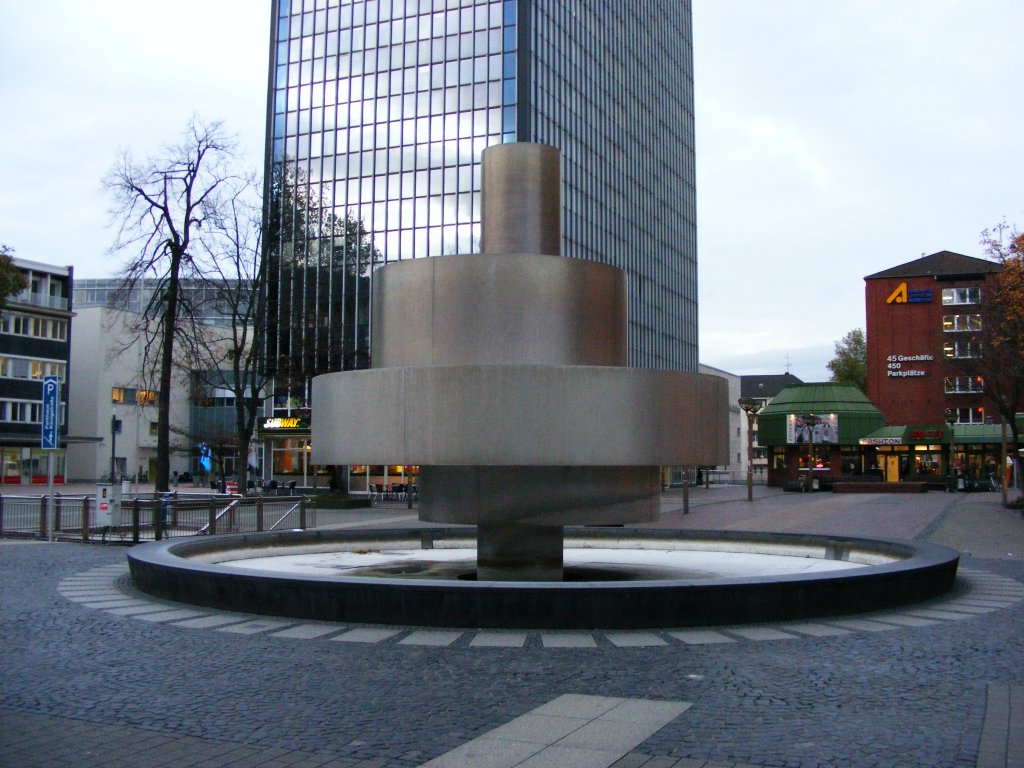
[1,1,1021,382]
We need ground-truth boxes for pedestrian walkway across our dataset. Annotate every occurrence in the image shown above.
[2,485,1023,768]
[54,561,1024,650]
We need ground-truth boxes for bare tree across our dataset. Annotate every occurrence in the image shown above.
[105,118,240,492]
[180,176,273,491]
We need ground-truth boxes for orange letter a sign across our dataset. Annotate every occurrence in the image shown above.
[886,282,908,304]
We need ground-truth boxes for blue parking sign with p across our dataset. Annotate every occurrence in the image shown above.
[41,376,59,450]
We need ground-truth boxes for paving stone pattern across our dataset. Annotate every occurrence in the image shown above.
[2,488,1024,768]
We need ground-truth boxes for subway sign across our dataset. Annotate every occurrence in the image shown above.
[886,282,933,304]
[258,416,310,435]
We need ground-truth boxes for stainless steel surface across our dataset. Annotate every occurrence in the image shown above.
[476,523,564,581]
[371,254,628,368]
[311,365,729,467]
[311,141,730,580]
[480,143,561,256]
[418,466,660,526]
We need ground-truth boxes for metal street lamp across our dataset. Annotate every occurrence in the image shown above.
[944,408,957,492]
[738,397,763,502]
[803,413,821,491]
[110,411,118,482]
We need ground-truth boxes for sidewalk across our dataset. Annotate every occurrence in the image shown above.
[2,484,1023,767]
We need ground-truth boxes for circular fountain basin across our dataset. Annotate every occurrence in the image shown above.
[127,528,959,629]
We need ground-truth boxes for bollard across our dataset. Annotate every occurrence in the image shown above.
[54,493,62,532]
[39,496,48,538]
[256,496,264,532]
[299,497,307,530]
[81,496,91,543]
[0,493,4,536]
[208,499,217,536]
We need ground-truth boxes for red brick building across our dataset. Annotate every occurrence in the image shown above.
[865,251,1000,426]
[864,251,1011,484]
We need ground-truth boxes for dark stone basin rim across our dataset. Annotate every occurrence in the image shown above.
[126,528,960,629]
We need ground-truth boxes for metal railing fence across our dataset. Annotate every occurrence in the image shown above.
[0,493,315,544]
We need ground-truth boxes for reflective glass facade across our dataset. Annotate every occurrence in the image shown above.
[263,0,696,394]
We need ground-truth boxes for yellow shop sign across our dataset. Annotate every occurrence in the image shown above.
[262,417,303,430]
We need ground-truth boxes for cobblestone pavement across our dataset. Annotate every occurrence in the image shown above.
[2,485,1023,768]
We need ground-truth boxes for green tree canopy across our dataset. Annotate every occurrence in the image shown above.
[827,328,867,392]
[0,244,28,313]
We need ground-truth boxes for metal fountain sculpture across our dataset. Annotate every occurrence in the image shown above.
[312,143,729,580]
[128,145,960,627]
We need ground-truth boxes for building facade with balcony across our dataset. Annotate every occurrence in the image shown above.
[0,257,73,484]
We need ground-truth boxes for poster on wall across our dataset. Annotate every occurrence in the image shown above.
[787,414,839,444]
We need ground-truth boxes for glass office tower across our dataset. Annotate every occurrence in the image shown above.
[262,0,696,401]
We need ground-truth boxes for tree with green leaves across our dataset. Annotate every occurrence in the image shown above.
[827,328,867,392]
[0,244,28,314]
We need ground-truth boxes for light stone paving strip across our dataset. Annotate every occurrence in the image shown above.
[605,632,666,648]
[76,599,152,609]
[782,622,852,637]
[217,618,295,634]
[271,623,346,639]
[907,608,975,621]
[173,615,250,629]
[105,604,188,616]
[400,630,463,646]
[470,632,528,648]
[418,694,691,768]
[57,565,1024,652]
[668,629,735,645]
[818,617,899,632]
[726,627,798,641]
[332,627,402,643]
[870,614,939,628]
[136,608,206,623]
[541,633,598,648]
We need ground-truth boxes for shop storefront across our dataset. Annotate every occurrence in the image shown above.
[1,446,65,485]
[257,414,317,486]
[859,426,949,485]
[757,383,884,488]
[861,423,1018,488]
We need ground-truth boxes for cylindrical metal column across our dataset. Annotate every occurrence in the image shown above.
[480,143,561,257]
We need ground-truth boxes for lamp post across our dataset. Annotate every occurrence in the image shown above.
[944,408,957,493]
[1001,414,1008,506]
[110,411,117,482]
[739,397,763,502]
[803,413,821,491]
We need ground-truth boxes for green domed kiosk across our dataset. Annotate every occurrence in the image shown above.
[756,383,884,489]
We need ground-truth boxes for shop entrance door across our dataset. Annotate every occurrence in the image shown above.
[885,455,901,483]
